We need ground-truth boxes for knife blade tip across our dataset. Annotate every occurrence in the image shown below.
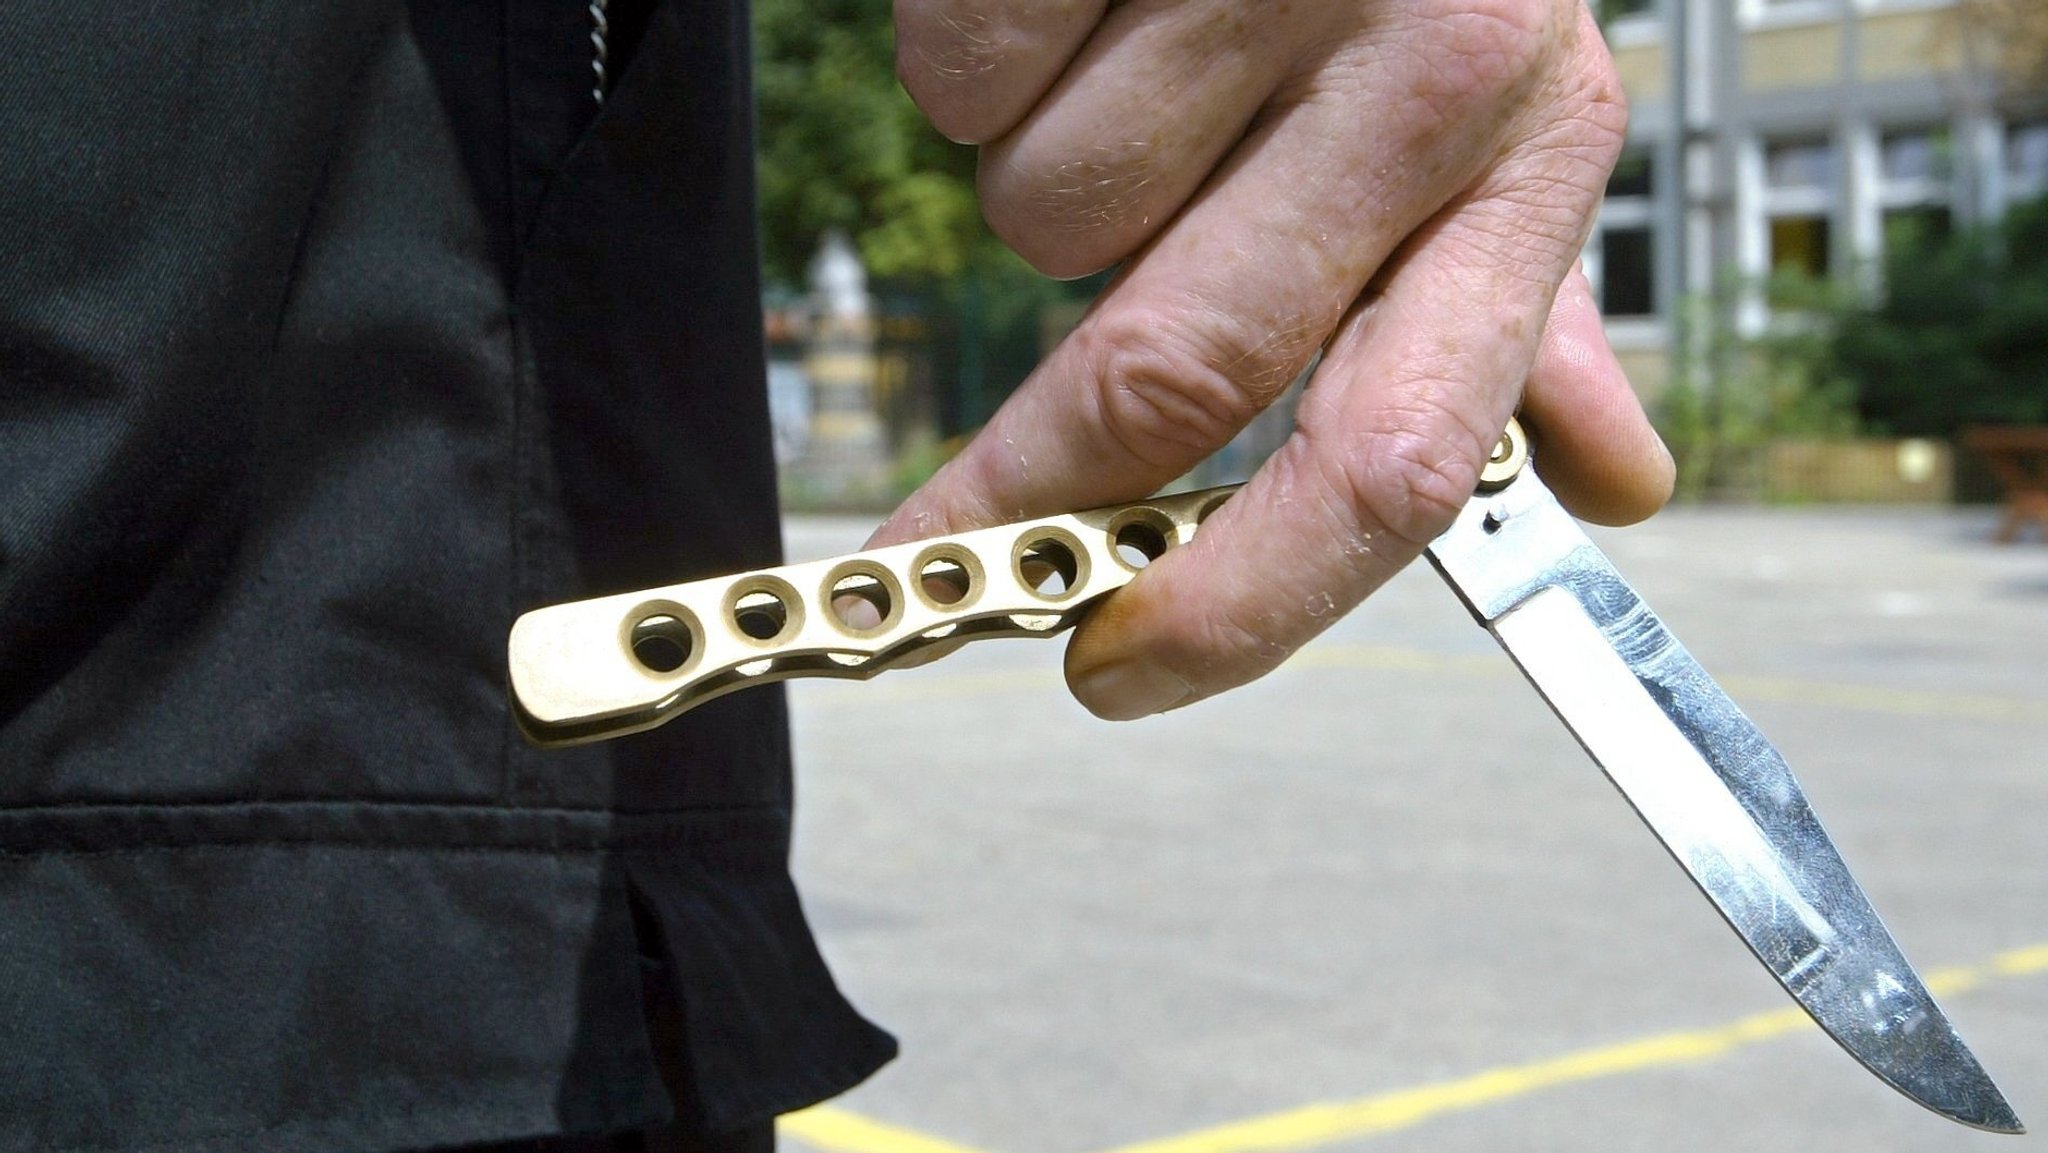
[1905,1060,2025,1134]
[1952,1096,2024,1135]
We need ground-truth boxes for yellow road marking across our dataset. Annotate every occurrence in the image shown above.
[1090,1007,1814,1153]
[1717,674,2047,725]
[781,939,2048,1153]
[1094,941,2048,1153]
[780,1104,999,1153]
[1995,943,2048,976]
[1290,645,1506,677]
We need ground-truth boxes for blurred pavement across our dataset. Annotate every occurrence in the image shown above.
[774,503,2048,1153]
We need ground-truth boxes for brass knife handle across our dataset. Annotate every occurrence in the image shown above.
[508,485,1241,747]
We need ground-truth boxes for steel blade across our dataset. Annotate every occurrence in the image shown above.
[1427,469,2021,1133]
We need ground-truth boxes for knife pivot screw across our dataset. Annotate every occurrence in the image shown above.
[1477,417,1530,492]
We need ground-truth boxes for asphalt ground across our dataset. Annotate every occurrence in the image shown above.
[771,502,2048,1153]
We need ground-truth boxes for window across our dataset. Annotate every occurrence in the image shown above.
[1767,139,1834,191]
[1760,136,1835,278]
[1770,216,1830,277]
[1607,150,1654,198]
[1595,149,1657,318]
[1601,227,1656,316]
[1877,127,1952,266]
[1880,130,1947,185]
[2011,122,2048,196]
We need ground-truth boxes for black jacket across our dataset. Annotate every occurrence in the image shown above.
[0,2,894,1148]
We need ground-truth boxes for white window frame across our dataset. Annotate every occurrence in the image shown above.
[2008,120,2048,203]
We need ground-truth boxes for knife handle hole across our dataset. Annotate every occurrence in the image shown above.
[630,612,696,674]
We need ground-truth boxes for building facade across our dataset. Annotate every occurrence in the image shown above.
[1591,0,2048,396]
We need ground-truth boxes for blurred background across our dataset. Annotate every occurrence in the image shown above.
[755,0,2048,522]
[752,4,2048,1151]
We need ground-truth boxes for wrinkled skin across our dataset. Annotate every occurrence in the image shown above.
[872,0,1675,720]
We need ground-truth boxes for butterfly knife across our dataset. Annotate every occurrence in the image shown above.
[507,418,2022,1132]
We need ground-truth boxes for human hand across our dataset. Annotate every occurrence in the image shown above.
[872,0,1674,720]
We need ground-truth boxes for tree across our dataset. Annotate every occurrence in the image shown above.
[1835,194,2048,436]
[1656,273,1862,500]
[753,0,1103,433]
[753,0,988,288]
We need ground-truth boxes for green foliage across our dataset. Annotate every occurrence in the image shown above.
[754,0,999,288]
[753,0,970,285]
[1835,194,2048,436]
[753,0,1106,432]
[1657,272,1862,500]
[1657,195,2048,500]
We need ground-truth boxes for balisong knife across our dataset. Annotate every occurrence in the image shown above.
[507,419,2023,1132]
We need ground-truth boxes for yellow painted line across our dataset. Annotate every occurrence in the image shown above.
[1090,939,2048,1153]
[1718,674,2047,725]
[1995,942,2048,976]
[778,940,2046,1153]
[1090,1007,1812,1153]
[779,1104,999,1153]
[1290,645,1509,678]
[1922,964,1987,998]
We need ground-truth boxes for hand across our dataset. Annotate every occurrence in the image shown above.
[874,0,1674,720]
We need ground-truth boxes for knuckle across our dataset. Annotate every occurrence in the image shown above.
[1463,16,1633,248]
[1336,412,1486,549]
[1483,38,1630,236]
[1391,0,1570,118]
[1567,41,1631,158]
[1523,5,1630,151]
[1451,0,1553,67]
[1077,311,1278,471]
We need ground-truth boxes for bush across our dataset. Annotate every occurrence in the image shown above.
[1656,193,2048,499]
[1657,272,1861,500]
[1837,193,2048,436]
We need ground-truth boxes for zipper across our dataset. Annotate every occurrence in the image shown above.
[588,0,610,105]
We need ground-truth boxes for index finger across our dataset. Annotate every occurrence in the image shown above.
[870,10,1528,546]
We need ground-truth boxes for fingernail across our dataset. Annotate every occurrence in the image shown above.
[1073,659,1193,721]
